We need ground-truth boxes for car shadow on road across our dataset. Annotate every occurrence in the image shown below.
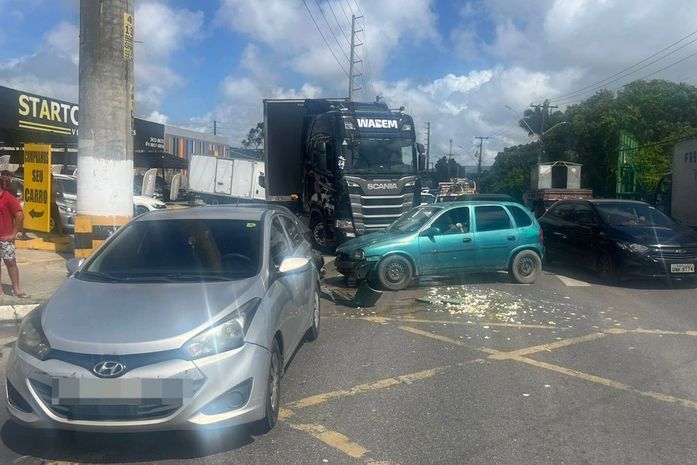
[1,420,255,463]
[543,263,697,290]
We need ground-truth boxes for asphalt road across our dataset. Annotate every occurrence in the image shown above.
[1,262,697,464]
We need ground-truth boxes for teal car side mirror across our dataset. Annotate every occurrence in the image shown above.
[420,226,441,237]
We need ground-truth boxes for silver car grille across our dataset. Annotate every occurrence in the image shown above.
[30,379,184,421]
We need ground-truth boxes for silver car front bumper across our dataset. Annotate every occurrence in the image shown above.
[5,342,271,432]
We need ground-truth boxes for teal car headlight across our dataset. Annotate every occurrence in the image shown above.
[352,249,365,260]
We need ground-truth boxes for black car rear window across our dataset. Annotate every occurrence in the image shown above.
[508,205,533,227]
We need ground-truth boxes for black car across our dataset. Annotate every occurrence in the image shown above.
[539,199,697,281]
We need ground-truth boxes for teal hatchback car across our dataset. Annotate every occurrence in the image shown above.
[335,201,544,290]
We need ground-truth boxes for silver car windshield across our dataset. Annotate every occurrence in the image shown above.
[79,219,262,282]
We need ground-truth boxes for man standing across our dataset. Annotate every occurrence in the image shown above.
[0,180,27,298]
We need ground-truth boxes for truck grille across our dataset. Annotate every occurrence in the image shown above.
[351,194,414,233]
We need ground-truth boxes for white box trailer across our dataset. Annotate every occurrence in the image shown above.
[189,154,265,203]
[672,139,697,228]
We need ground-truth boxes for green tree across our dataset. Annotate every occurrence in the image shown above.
[241,122,264,149]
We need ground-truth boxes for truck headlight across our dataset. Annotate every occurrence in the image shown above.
[335,219,354,230]
[346,181,360,188]
[405,180,416,187]
[17,307,51,361]
[182,299,260,359]
[616,241,649,254]
[352,249,365,260]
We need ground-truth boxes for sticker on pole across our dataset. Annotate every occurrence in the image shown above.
[23,143,52,233]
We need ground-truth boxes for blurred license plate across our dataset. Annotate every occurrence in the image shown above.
[52,378,192,405]
[670,264,694,273]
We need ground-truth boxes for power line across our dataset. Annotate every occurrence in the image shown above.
[327,0,351,46]
[313,0,350,62]
[337,0,352,24]
[550,28,697,103]
[302,0,349,76]
[557,48,697,106]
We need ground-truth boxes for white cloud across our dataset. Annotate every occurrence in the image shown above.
[145,110,169,124]
[134,2,204,116]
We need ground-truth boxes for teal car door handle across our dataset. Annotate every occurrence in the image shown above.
[507,235,516,241]
[462,237,472,243]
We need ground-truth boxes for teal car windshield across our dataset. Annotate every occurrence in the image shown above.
[387,206,442,234]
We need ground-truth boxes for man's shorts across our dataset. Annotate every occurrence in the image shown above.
[0,240,16,260]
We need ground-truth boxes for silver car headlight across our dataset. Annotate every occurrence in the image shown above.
[182,299,260,360]
[17,307,51,360]
[616,241,649,254]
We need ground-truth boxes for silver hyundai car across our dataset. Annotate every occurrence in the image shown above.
[5,205,321,432]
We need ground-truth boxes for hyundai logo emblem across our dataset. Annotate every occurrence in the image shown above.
[93,361,126,378]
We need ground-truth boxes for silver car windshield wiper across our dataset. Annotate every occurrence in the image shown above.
[76,271,129,282]
[162,273,235,282]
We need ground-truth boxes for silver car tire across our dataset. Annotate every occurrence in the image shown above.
[254,339,282,434]
[305,289,321,342]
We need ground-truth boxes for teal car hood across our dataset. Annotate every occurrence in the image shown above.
[338,230,409,252]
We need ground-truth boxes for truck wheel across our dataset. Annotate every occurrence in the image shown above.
[310,215,333,253]
[510,250,541,284]
[376,255,413,291]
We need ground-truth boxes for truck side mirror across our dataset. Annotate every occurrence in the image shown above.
[418,154,426,172]
[258,173,266,189]
[416,143,425,154]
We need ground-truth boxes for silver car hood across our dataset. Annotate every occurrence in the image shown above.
[42,276,263,355]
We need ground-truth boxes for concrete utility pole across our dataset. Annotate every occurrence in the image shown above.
[77,0,134,257]
[348,14,363,100]
[425,121,431,172]
[448,138,453,179]
[213,120,217,136]
[475,136,489,180]
[530,101,558,164]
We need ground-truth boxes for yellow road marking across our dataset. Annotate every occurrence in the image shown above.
[285,366,449,410]
[359,315,555,330]
[398,325,500,355]
[606,328,697,337]
[286,423,369,458]
[488,333,606,360]
[513,355,697,412]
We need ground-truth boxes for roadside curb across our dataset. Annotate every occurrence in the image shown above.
[0,304,39,322]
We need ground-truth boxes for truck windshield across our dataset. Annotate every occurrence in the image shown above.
[342,136,416,175]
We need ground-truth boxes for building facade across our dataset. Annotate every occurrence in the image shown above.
[165,125,230,159]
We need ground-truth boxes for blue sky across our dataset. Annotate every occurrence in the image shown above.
[2,0,697,163]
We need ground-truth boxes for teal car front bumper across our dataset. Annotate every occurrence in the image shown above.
[335,253,374,280]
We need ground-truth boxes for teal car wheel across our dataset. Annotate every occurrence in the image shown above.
[376,255,413,291]
[510,250,541,284]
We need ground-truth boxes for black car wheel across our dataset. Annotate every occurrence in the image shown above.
[598,253,619,283]
[510,250,542,284]
[376,255,413,291]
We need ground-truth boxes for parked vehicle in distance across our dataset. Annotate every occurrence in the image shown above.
[6,205,320,433]
[133,195,167,216]
[335,201,544,290]
[539,199,697,282]
[188,154,265,204]
[420,192,436,205]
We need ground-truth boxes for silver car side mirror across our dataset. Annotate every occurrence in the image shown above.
[279,257,310,274]
[66,257,85,276]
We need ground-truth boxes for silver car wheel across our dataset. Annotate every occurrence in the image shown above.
[269,351,280,412]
